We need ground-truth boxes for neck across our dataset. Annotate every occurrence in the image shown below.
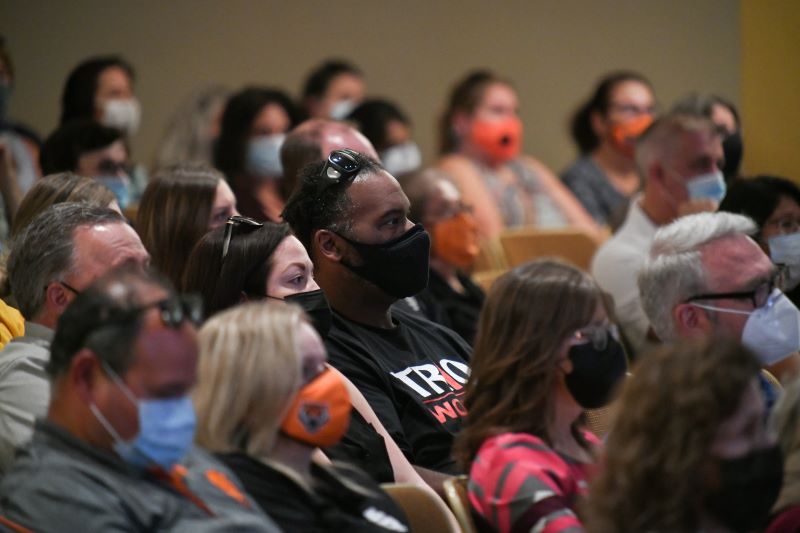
[32,312,58,331]
[548,384,584,455]
[459,143,503,170]
[316,266,394,329]
[592,142,637,175]
[430,257,464,293]
[266,434,315,486]
[639,187,676,227]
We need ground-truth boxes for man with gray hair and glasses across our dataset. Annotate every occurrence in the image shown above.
[639,211,800,385]
[0,203,149,472]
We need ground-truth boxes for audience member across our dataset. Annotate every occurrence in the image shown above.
[719,175,800,307]
[136,163,237,288]
[592,112,724,354]
[183,216,426,485]
[214,87,300,222]
[40,119,133,209]
[768,378,800,531]
[195,301,411,532]
[638,211,800,384]
[437,70,600,240]
[301,59,365,120]
[586,339,780,533]
[11,171,118,237]
[59,55,139,136]
[561,72,656,227]
[282,149,472,488]
[347,98,421,177]
[400,168,484,344]
[455,259,627,533]
[673,92,743,182]
[0,267,281,531]
[153,83,230,168]
[0,204,149,472]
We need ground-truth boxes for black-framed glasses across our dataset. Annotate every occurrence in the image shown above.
[143,294,204,328]
[221,215,263,260]
[313,149,361,200]
[686,277,777,309]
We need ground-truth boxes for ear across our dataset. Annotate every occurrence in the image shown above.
[315,229,345,263]
[69,349,101,405]
[673,303,711,339]
[44,282,72,315]
[589,110,606,139]
[648,160,665,187]
[451,111,471,139]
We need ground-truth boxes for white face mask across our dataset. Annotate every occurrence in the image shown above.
[686,169,727,203]
[691,289,800,364]
[100,98,141,136]
[246,133,286,178]
[329,99,356,120]
[380,141,422,177]
[769,232,800,291]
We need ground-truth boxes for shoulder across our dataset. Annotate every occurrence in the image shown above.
[561,156,603,185]
[393,307,472,358]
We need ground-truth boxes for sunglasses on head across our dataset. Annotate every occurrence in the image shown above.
[313,149,362,200]
[221,215,263,261]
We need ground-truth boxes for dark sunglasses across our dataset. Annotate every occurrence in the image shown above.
[313,149,361,200]
[221,215,263,260]
[143,294,204,328]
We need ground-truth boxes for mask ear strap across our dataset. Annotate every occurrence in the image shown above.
[100,361,139,407]
[89,402,127,444]
[689,302,752,316]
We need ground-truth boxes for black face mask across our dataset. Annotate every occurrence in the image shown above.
[722,131,743,182]
[337,223,431,299]
[283,289,333,338]
[564,330,627,409]
[704,445,783,533]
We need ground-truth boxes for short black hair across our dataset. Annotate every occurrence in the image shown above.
[60,56,135,126]
[302,59,362,101]
[346,98,410,152]
[40,119,125,175]
[282,151,383,249]
[48,266,174,378]
[214,86,299,182]
[718,175,800,238]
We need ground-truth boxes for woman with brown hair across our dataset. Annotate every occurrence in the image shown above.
[585,340,781,533]
[437,71,601,241]
[136,162,237,288]
[455,259,627,533]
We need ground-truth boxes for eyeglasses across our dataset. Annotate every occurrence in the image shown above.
[764,217,800,235]
[142,294,204,328]
[313,149,361,200]
[572,324,620,351]
[607,102,658,119]
[686,277,777,309]
[221,215,263,260]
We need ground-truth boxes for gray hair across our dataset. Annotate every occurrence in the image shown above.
[634,113,718,180]
[8,203,124,320]
[638,212,757,341]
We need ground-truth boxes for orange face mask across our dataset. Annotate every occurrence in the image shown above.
[431,212,480,271]
[468,116,522,163]
[609,114,653,158]
[280,368,351,448]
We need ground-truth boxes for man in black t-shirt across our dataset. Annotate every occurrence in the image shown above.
[282,149,471,488]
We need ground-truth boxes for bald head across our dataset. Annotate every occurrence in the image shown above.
[280,119,379,199]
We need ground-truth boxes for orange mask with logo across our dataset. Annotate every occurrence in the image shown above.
[609,114,653,157]
[281,368,351,448]
[469,116,522,164]
[432,212,480,271]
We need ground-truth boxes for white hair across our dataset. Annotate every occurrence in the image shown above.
[638,212,757,341]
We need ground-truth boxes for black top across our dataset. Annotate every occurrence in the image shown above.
[325,307,471,474]
[416,270,485,345]
[217,454,410,533]
[324,408,393,483]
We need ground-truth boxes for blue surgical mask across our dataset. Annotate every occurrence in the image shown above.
[89,363,196,471]
[686,169,727,202]
[95,174,132,210]
[246,133,285,178]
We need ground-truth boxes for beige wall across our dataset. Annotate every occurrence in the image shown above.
[2,0,739,174]
[741,0,800,179]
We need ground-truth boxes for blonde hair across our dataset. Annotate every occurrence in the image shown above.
[194,301,304,456]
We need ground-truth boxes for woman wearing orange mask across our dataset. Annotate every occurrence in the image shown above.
[194,302,411,532]
[437,70,601,241]
[562,72,656,228]
[400,169,484,345]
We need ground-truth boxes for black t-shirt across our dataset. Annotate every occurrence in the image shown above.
[325,307,472,474]
[324,409,394,483]
[218,454,409,533]
[416,270,485,345]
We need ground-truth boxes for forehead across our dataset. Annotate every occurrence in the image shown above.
[668,128,718,163]
[701,234,774,291]
[478,83,517,107]
[272,235,311,266]
[97,66,131,91]
[769,195,800,221]
[346,170,409,220]
[73,222,148,264]
[609,80,653,104]
[212,180,235,207]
